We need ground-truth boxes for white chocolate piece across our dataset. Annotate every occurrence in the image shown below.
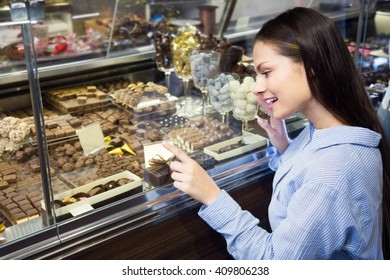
[229,80,240,91]
[246,103,258,113]
[246,92,258,104]
[236,99,247,109]
[243,76,255,85]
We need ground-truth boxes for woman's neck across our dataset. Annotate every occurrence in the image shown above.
[303,100,345,129]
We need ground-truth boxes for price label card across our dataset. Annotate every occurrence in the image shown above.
[69,203,94,217]
[76,122,105,155]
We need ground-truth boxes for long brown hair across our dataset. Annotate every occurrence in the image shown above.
[254,7,390,259]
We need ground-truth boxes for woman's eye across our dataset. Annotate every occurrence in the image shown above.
[262,71,270,77]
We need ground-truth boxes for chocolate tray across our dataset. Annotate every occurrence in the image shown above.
[203,133,269,161]
[41,170,142,217]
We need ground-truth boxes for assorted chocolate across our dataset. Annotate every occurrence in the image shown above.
[154,31,174,72]
[0,77,240,227]
[52,177,137,208]
[169,116,234,153]
[171,25,201,79]
[111,81,176,121]
[1,21,388,234]
[0,178,69,225]
[209,73,237,114]
[217,140,246,154]
[0,117,31,156]
[230,76,259,121]
[43,85,109,114]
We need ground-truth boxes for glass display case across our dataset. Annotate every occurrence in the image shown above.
[0,0,389,259]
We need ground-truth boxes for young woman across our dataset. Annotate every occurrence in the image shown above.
[163,7,390,259]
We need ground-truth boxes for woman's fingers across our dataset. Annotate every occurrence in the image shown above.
[163,142,221,205]
[163,142,197,182]
[162,141,191,163]
[170,169,187,183]
[169,160,184,172]
[257,117,272,132]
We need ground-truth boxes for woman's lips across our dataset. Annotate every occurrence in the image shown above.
[264,97,278,105]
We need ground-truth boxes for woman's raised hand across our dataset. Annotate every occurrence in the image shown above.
[162,142,221,206]
[257,116,290,153]
[256,98,290,153]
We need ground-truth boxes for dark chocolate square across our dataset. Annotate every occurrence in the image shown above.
[144,163,172,187]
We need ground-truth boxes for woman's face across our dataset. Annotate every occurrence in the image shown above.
[252,41,313,120]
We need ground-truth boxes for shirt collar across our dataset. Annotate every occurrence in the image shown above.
[308,122,382,149]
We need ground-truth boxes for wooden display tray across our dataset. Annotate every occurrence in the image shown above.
[203,133,268,161]
[41,171,142,217]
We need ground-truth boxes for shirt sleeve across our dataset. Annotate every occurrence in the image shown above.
[199,185,357,260]
[198,190,273,259]
[268,138,292,171]
[268,149,282,171]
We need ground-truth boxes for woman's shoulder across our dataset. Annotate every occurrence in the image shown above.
[311,125,381,150]
[299,125,382,189]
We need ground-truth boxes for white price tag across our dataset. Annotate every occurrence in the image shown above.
[76,122,105,155]
[69,203,94,217]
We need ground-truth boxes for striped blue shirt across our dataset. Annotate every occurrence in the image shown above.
[199,123,383,259]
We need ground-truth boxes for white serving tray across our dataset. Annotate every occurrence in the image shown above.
[203,134,268,161]
[41,171,142,217]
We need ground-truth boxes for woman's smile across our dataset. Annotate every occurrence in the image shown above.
[264,97,278,106]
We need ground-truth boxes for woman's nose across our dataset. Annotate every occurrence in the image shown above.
[253,77,266,96]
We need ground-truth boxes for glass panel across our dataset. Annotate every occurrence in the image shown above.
[1,0,56,247]
[0,0,109,73]
[42,0,232,225]
[360,0,389,109]
[7,1,234,232]
[223,0,389,105]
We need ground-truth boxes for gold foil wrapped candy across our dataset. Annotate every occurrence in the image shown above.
[171,25,200,79]
[104,136,136,156]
